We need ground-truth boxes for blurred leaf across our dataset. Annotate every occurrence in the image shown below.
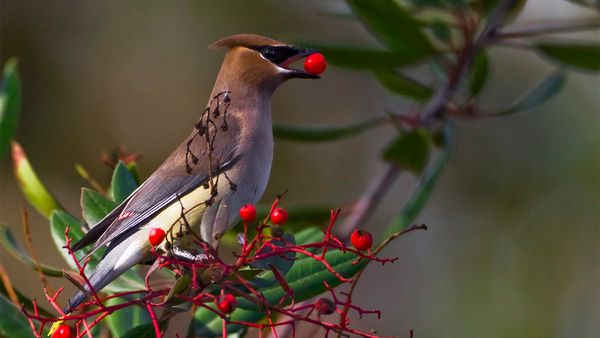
[307,44,427,70]
[429,21,452,44]
[120,321,166,338]
[110,161,138,204]
[103,297,151,338]
[81,188,117,225]
[0,58,21,157]
[11,142,62,218]
[373,69,433,100]
[408,0,445,6]
[469,51,489,96]
[382,129,431,175]
[347,0,435,58]
[273,118,383,142]
[0,293,42,338]
[480,0,527,22]
[193,227,360,336]
[381,142,451,239]
[565,0,600,8]
[0,224,63,276]
[537,42,600,71]
[0,282,53,318]
[495,70,566,115]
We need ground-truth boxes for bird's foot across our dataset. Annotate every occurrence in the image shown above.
[171,246,213,264]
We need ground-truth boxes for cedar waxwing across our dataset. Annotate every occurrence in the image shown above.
[62,34,320,313]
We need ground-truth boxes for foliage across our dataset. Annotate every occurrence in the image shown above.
[0,0,598,337]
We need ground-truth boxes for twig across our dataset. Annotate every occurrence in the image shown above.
[0,263,19,305]
[339,164,402,237]
[494,17,600,40]
[22,206,54,295]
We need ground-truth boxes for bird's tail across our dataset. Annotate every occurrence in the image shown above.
[49,241,143,335]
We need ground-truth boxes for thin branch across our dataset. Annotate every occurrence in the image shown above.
[495,17,600,40]
[22,206,54,295]
[0,263,19,305]
[338,164,402,237]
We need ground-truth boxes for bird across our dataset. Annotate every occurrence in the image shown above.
[60,34,320,315]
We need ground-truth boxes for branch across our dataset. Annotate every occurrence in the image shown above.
[494,17,600,40]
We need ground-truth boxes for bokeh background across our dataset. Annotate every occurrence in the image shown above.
[1,1,598,337]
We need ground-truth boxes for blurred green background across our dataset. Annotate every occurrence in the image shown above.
[1,0,598,337]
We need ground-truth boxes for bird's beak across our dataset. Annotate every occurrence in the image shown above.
[279,47,321,79]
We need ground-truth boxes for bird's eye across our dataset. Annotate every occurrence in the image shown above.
[259,46,295,64]
[261,47,283,63]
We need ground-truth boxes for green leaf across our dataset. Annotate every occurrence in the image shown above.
[565,0,600,8]
[81,188,117,225]
[49,210,147,293]
[273,118,383,142]
[429,21,452,44]
[11,142,62,218]
[0,58,21,157]
[103,297,151,338]
[381,142,451,239]
[50,210,90,267]
[0,280,54,318]
[481,0,527,23]
[0,293,43,338]
[382,129,431,175]
[192,227,359,336]
[469,51,489,96]
[120,321,166,338]
[373,69,433,100]
[537,42,600,71]
[347,0,435,58]
[495,70,566,116]
[0,224,63,276]
[307,44,428,70]
[110,161,138,204]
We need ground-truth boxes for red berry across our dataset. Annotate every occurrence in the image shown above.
[351,229,373,251]
[315,297,336,315]
[216,293,237,314]
[52,324,72,338]
[148,228,165,246]
[239,204,257,223]
[270,207,288,225]
[304,53,327,75]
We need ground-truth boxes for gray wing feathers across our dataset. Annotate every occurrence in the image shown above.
[78,112,241,258]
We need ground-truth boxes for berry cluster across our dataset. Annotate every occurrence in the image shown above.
[24,195,422,338]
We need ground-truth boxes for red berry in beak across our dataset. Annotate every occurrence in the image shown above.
[240,204,257,223]
[52,324,73,338]
[148,228,166,246]
[270,207,289,225]
[304,53,327,75]
[216,293,237,314]
[351,229,373,251]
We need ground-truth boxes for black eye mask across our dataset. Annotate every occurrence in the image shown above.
[253,46,299,65]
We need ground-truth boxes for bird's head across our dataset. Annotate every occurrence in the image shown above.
[210,34,320,92]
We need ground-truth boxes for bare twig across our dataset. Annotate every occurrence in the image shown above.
[0,263,19,305]
[22,206,54,295]
[494,17,600,40]
[339,164,402,237]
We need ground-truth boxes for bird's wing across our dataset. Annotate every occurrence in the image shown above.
[71,192,132,251]
[74,96,241,257]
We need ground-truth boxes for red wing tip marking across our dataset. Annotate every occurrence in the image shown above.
[118,211,135,220]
